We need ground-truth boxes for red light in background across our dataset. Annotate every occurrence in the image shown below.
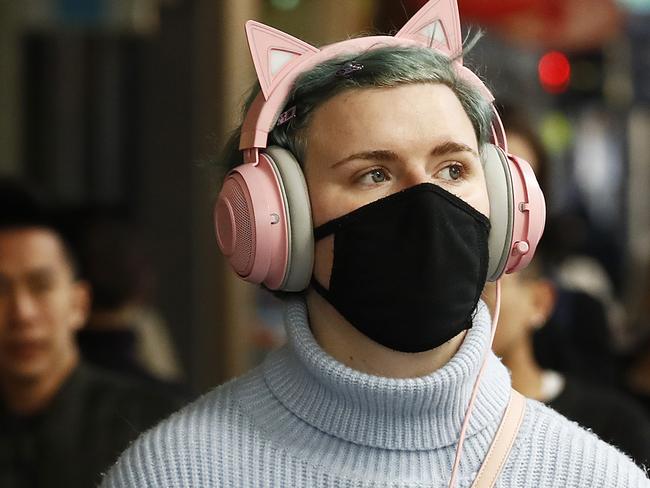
[538,51,571,93]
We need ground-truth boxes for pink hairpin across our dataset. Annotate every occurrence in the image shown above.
[276,106,297,126]
[335,62,364,77]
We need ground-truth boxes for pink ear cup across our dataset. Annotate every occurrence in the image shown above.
[503,154,546,274]
[214,153,290,289]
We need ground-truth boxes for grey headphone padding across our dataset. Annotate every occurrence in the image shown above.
[265,146,314,291]
[483,144,514,282]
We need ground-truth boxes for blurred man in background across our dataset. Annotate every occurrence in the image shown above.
[0,178,183,488]
[501,103,625,386]
[485,107,650,467]
[485,261,650,469]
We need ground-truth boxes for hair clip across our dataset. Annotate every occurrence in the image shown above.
[336,62,364,78]
[276,106,297,126]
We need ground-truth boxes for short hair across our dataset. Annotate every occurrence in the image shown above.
[0,177,79,277]
[221,44,494,175]
[73,209,151,311]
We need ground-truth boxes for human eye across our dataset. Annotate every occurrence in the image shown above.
[28,272,56,295]
[436,162,466,182]
[356,167,391,187]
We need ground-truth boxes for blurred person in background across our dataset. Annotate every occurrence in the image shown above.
[500,103,625,387]
[495,103,650,466]
[72,209,185,389]
[484,257,650,469]
[0,178,183,488]
[625,263,650,416]
[102,1,648,486]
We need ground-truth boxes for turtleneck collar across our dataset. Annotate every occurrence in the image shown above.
[263,298,512,451]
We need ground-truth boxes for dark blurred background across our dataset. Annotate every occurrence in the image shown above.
[1,0,649,395]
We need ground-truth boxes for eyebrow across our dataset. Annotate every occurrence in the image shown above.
[0,268,56,287]
[26,268,56,281]
[331,141,479,168]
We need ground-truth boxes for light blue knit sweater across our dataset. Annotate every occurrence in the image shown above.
[101,299,650,487]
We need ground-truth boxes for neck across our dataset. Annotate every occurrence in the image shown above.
[1,350,79,416]
[306,289,466,378]
[500,337,545,400]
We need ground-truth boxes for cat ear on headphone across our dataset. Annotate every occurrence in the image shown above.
[245,20,320,100]
[395,0,462,59]
[395,1,494,103]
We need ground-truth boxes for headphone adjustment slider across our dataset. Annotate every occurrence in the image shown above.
[512,241,530,256]
[243,148,260,165]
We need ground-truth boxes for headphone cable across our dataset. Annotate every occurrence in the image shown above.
[448,279,502,488]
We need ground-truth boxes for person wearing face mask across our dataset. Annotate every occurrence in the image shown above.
[101,1,650,487]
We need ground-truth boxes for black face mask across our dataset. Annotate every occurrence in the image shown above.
[311,183,490,353]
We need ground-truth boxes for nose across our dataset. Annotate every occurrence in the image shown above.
[9,289,39,328]
[398,165,431,191]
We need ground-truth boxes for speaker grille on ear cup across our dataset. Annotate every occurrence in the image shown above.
[221,177,256,275]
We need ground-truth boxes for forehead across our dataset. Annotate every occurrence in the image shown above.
[304,83,478,163]
[0,228,71,276]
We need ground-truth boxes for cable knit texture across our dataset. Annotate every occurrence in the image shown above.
[101,299,650,487]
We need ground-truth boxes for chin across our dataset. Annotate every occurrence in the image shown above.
[1,358,52,383]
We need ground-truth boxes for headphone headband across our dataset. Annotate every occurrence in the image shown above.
[239,36,421,155]
[239,0,496,159]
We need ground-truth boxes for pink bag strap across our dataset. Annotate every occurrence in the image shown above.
[470,389,527,488]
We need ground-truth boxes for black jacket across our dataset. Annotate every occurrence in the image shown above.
[0,363,184,488]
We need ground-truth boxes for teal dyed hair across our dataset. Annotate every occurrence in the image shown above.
[221,44,493,176]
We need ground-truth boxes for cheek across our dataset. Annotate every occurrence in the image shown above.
[303,156,374,228]
[469,175,490,218]
[305,173,357,228]
[303,166,344,287]
[302,152,333,227]
[443,174,490,218]
[463,163,490,217]
[45,292,77,333]
[308,189,330,229]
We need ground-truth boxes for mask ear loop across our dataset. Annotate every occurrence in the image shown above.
[448,279,502,488]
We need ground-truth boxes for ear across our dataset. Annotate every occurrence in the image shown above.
[395,0,462,58]
[245,20,319,100]
[530,279,556,329]
[69,280,91,332]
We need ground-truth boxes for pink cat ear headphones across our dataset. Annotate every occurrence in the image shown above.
[214,0,545,291]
